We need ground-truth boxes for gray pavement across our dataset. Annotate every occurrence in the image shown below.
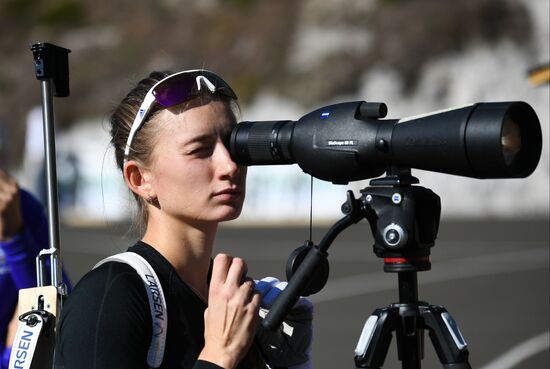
[59,219,549,369]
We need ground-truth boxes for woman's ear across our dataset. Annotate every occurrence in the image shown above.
[123,160,155,200]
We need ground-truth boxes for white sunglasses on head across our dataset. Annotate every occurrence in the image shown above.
[123,69,237,160]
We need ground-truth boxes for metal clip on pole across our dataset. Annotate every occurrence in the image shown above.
[8,42,70,369]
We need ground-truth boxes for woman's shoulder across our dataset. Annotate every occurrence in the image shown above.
[63,260,149,315]
[77,258,141,286]
[56,260,153,368]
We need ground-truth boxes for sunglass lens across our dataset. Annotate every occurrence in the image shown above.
[153,71,237,107]
[203,73,237,99]
[153,75,196,107]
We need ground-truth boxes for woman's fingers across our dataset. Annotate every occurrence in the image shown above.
[200,254,260,369]
[211,253,232,285]
[211,254,248,286]
[239,277,256,302]
[225,256,248,285]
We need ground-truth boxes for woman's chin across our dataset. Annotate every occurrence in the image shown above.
[216,206,243,222]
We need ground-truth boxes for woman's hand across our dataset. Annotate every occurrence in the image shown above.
[199,253,261,369]
[0,169,23,241]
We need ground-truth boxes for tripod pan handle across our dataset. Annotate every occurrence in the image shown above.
[262,246,327,331]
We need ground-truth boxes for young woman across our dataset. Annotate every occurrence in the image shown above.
[54,70,310,369]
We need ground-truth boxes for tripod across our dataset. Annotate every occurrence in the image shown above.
[353,168,471,369]
[354,273,470,369]
[262,167,472,369]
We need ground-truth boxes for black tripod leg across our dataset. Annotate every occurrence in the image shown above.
[421,305,472,369]
[394,304,424,369]
[354,307,398,368]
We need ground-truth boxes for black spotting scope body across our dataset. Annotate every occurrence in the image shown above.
[230,101,542,184]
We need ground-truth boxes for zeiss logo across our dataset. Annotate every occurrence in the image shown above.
[139,108,146,118]
[321,112,330,119]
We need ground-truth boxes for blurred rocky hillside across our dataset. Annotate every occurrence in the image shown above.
[0,0,542,169]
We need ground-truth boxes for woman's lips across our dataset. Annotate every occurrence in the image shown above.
[213,188,242,201]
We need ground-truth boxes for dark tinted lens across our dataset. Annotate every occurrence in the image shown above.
[153,71,237,107]
[201,71,238,99]
[153,74,196,107]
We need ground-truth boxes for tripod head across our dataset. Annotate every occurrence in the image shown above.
[361,166,441,273]
[284,166,440,293]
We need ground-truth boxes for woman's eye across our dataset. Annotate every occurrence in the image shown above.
[189,145,213,157]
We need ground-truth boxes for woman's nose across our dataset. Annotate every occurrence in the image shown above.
[216,142,239,178]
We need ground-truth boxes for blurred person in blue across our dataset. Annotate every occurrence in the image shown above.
[55,70,313,369]
[0,169,71,368]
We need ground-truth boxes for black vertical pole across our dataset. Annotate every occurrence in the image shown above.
[398,271,422,369]
[30,42,70,296]
[39,78,62,287]
[398,271,418,303]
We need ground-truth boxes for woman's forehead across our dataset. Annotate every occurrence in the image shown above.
[159,100,235,138]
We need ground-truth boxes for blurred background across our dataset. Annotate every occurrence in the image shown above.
[0,0,548,368]
[0,0,548,224]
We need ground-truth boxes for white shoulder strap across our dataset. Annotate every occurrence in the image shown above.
[94,252,167,368]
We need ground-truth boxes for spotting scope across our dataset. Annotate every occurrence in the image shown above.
[229,101,542,184]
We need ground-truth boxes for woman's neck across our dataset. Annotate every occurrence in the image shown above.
[142,213,217,301]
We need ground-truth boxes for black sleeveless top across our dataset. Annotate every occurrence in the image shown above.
[54,241,263,369]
